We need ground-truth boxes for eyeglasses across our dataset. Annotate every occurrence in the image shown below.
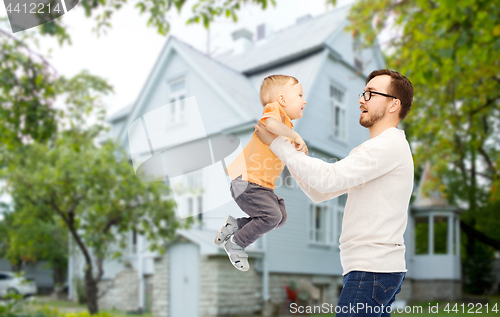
[359,90,397,101]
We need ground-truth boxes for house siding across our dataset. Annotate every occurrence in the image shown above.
[297,54,370,160]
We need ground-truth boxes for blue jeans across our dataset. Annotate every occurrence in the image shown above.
[335,271,405,317]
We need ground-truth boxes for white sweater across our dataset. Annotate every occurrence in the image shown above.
[270,127,414,275]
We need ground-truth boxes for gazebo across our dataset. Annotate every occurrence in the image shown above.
[408,162,463,301]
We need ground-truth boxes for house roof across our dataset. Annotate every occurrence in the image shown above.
[112,4,356,141]
[215,4,351,74]
[115,36,263,142]
[106,103,133,123]
[170,36,263,121]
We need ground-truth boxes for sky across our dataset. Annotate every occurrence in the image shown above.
[0,0,357,219]
[1,0,355,117]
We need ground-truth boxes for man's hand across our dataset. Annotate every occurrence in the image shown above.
[293,135,308,155]
[255,121,278,145]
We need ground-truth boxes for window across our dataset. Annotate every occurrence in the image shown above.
[434,215,448,254]
[352,37,364,73]
[310,194,347,245]
[310,204,328,244]
[168,77,186,125]
[128,229,137,254]
[332,194,347,245]
[280,166,294,188]
[330,84,346,141]
[354,58,363,73]
[182,170,204,222]
[415,216,429,254]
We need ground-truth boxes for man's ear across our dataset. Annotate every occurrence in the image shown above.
[389,99,401,114]
[278,94,286,107]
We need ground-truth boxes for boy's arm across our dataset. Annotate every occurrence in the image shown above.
[265,118,308,154]
[265,118,299,139]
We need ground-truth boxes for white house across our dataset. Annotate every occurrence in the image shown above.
[68,4,462,316]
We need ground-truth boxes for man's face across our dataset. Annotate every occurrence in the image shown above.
[359,75,393,128]
[282,80,306,120]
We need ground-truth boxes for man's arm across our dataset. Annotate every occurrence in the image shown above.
[269,136,399,194]
[289,169,347,203]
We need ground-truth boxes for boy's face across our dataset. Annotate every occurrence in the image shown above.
[280,80,306,120]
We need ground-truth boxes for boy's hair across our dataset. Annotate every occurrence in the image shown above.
[366,69,413,121]
[259,74,299,106]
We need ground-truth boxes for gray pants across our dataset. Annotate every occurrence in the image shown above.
[230,176,288,248]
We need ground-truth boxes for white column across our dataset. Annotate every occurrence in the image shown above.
[138,235,145,312]
[67,233,73,300]
[447,215,454,255]
[429,214,434,255]
[455,217,460,256]
[262,234,269,301]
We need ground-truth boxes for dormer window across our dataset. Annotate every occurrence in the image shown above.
[168,77,186,125]
[354,57,363,73]
[330,84,346,141]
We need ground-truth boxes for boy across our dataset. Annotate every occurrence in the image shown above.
[215,74,307,271]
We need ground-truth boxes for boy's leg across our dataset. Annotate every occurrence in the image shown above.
[237,194,286,229]
[230,179,283,249]
[275,196,288,229]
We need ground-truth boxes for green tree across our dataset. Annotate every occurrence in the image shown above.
[347,0,500,293]
[1,71,192,314]
[5,214,68,287]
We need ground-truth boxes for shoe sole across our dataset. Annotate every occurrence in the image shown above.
[214,215,235,246]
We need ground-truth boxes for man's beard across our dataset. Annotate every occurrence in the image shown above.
[359,108,386,128]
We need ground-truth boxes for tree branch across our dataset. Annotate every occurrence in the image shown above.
[50,196,95,282]
[461,220,500,251]
[0,28,58,75]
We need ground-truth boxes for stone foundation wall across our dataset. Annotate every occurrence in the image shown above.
[268,272,342,313]
[97,268,139,311]
[199,255,218,317]
[411,280,462,302]
[211,256,263,317]
[152,253,169,317]
[397,277,412,302]
[145,274,154,313]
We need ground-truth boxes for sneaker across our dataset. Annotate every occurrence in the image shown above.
[214,215,238,246]
[224,238,249,271]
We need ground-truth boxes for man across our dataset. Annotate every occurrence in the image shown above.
[255,69,414,316]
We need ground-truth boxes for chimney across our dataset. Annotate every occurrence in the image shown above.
[256,23,274,41]
[296,14,312,24]
[231,28,253,54]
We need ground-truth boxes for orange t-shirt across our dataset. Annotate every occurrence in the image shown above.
[225,102,294,190]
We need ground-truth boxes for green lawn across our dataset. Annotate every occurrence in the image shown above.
[306,296,500,317]
[25,295,500,317]
[24,296,154,317]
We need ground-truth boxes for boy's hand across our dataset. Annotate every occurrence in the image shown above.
[292,135,308,155]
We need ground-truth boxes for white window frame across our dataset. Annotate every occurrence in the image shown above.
[167,77,187,125]
[309,193,347,246]
[331,194,347,246]
[330,83,346,141]
[309,203,330,245]
[352,37,364,73]
[181,170,204,221]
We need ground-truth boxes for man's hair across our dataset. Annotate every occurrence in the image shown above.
[366,69,413,121]
[259,74,299,106]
